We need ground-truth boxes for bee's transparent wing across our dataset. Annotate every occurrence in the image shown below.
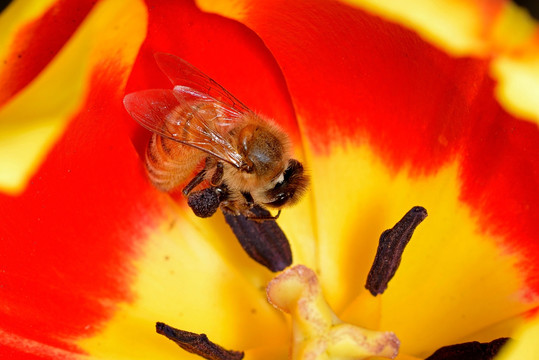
[124,88,244,168]
[154,52,252,115]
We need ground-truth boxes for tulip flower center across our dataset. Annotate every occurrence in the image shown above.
[155,207,430,359]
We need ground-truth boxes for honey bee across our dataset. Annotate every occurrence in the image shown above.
[124,53,309,220]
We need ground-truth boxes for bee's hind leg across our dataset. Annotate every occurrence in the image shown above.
[210,162,224,186]
[182,158,225,196]
[182,169,206,196]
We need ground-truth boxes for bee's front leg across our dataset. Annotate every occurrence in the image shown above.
[241,192,255,208]
[182,157,222,196]
[246,208,281,222]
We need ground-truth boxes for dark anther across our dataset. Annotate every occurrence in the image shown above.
[156,322,244,360]
[365,206,428,296]
[512,0,539,20]
[224,205,292,272]
[1,1,14,13]
[188,187,222,218]
[425,338,510,360]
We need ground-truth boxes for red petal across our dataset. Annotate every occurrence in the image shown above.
[126,0,301,145]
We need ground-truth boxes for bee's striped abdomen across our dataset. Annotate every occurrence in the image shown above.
[145,133,204,192]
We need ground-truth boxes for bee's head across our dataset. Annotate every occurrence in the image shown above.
[263,159,309,209]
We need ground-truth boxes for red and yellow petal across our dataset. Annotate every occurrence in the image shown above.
[199,0,539,356]
[124,1,318,264]
[78,208,291,359]
[78,1,311,358]
[1,0,307,358]
[125,0,318,266]
[337,0,539,126]
[0,0,146,194]
[0,0,152,357]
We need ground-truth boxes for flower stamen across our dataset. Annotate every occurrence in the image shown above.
[425,338,510,359]
[267,265,400,359]
[155,322,244,360]
[366,206,428,296]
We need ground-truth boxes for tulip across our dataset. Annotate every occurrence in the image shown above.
[0,0,537,359]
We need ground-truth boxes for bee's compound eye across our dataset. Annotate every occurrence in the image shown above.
[187,187,221,218]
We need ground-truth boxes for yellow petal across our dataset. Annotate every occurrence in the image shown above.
[492,51,539,126]
[496,316,539,359]
[79,207,289,359]
[303,143,537,357]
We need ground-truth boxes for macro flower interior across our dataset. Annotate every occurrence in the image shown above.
[0,0,538,359]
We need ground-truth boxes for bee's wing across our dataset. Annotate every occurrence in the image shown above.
[154,52,252,115]
[124,88,245,168]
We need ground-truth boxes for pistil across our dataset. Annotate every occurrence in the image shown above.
[267,265,400,359]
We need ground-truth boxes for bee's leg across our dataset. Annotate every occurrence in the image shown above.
[183,157,222,196]
[182,169,206,196]
[219,202,236,216]
[247,209,281,222]
[210,162,224,186]
[241,192,254,208]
